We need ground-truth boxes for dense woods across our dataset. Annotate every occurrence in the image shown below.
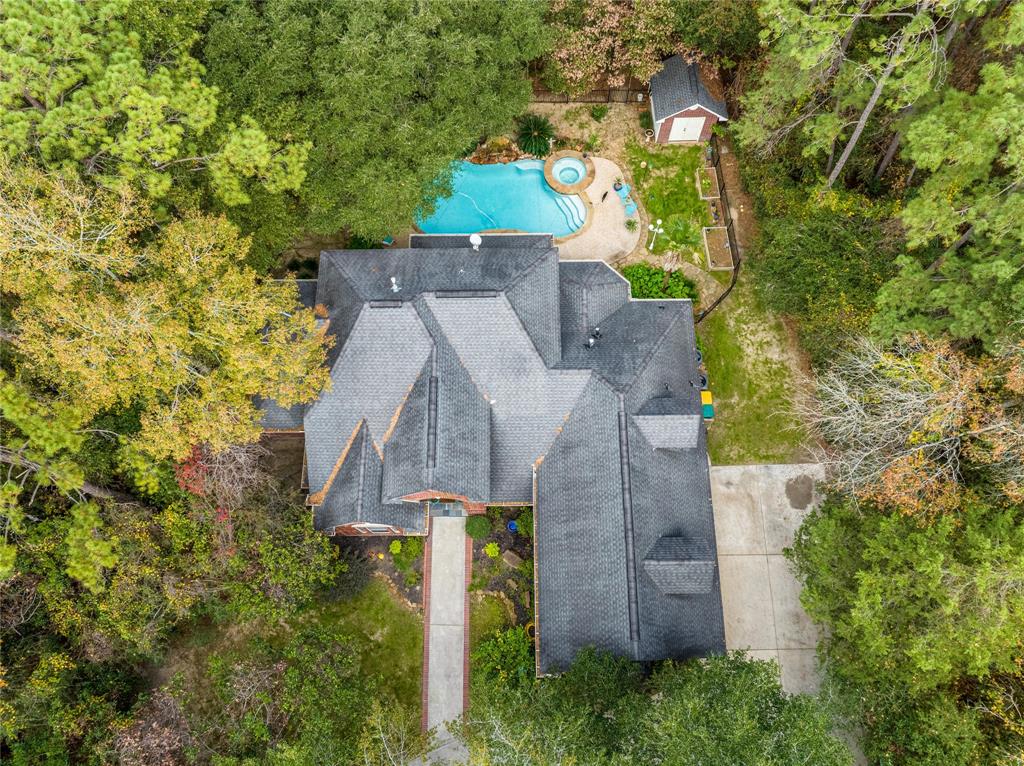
[1,0,1022,764]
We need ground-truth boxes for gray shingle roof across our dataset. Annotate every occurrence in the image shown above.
[422,292,590,502]
[649,55,728,123]
[534,377,633,672]
[304,302,433,495]
[290,234,723,673]
[257,397,305,431]
[381,359,432,502]
[632,413,701,450]
[559,261,631,352]
[642,537,716,595]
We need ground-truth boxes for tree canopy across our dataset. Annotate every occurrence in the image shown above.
[200,0,550,261]
[0,0,307,203]
[1,161,329,464]
[462,637,853,765]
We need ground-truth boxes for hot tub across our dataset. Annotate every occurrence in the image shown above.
[552,156,587,185]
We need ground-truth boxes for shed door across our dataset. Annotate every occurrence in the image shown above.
[668,116,704,142]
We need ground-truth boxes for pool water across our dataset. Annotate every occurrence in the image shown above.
[552,156,587,185]
[418,160,586,237]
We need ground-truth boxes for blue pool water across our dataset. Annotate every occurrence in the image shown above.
[418,160,586,237]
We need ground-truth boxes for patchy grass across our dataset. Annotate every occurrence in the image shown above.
[305,580,423,707]
[155,580,423,711]
[470,593,512,651]
[698,270,810,465]
[626,140,709,254]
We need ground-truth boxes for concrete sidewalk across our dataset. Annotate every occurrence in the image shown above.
[711,463,825,694]
[421,516,470,763]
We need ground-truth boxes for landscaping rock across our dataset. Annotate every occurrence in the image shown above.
[502,550,524,569]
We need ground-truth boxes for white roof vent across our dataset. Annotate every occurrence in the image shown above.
[389,276,400,293]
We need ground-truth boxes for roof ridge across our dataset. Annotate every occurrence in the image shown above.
[505,246,558,291]
[354,423,369,518]
[616,393,641,660]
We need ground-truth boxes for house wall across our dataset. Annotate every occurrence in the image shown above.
[655,107,719,144]
[332,522,407,536]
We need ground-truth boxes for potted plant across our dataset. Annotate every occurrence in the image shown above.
[625,218,638,232]
[613,176,624,191]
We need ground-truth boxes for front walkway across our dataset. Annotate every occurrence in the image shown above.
[421,516,470,763]
[711,463,824,694]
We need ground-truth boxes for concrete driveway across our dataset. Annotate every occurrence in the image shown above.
[711,463,825,694]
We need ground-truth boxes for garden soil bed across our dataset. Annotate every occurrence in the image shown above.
[697,165,719,199]
[333,536,424,610]
[468,507,534,626]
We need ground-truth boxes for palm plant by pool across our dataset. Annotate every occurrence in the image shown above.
[516,114,555,157]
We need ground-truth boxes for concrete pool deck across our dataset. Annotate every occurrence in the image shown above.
[556,156,641,261]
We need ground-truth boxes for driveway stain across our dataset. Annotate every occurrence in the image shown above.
[785,474,814,509]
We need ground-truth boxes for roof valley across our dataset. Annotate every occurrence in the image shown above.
[617,394,641,659]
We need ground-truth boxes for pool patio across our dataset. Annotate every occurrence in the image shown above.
[555,155,641,261]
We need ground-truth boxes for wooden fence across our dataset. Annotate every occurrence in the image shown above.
[529,73,648,104]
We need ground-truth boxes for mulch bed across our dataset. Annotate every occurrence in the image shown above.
[469,507,534,626]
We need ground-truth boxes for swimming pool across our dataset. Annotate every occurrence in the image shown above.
[418,160,586,237]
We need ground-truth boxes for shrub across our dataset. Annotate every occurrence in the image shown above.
[484,542,500,559]
[325,546,373,601]
[590,104,608,121]
[625,218,638,232]
[583,133,600,153]
[471,626,533,688]
[639,110,653,132]
[392,536,424,573]
[389,539,402,555]
[466,515,491,540]
[621,262,697,300]
[515,510,533,537]
[748,193,898,364]
[516,114,555,157]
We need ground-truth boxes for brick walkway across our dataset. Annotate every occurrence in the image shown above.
[420,516,471,763]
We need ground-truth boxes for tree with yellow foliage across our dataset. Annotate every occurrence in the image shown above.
[1,161,329,463]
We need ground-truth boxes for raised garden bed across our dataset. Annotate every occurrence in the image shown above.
[697,165,719,199]
[702,227,732,271]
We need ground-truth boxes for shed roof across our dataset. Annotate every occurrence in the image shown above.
[649,56,728,123]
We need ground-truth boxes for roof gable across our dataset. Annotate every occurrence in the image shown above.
[642,537,716,595]
[304,302,433,493]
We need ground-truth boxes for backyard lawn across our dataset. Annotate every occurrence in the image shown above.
[698,269,810,465]
[308,579,423,707]
[626,140,709,257]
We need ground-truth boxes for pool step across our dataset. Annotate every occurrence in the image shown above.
[553,195,586,231]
